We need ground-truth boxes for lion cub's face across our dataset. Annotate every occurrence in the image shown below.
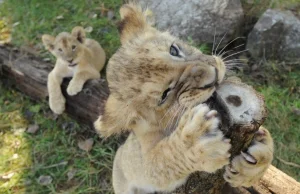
[99,4,226,137]
[42,27,86,66]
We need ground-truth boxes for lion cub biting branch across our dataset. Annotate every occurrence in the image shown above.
[42,26,106,114]
[94,4,273,194]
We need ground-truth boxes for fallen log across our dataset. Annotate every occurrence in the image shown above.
[0,46,299,193]
[0,46,109,126]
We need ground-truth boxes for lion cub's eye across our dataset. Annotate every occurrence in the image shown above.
[72,45,76,51]
[58,48,63,52]
[159,88,171,106]
[170,45,179,57]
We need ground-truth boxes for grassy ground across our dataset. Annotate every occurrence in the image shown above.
[0,0,299,193]
[0,81,120,193]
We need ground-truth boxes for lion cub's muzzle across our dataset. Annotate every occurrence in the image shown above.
[176,55,226,107]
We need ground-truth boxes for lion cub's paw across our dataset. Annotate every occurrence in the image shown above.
[224,127,273,187]
[49,96,66,114]
[180,104,231,173]
[67,81,83,96]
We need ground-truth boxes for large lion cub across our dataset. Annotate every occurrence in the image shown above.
[94,4,273,194]
[42,26,106,114]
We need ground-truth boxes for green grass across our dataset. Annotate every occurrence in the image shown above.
[0,0,299,193]
[0,82,120,193]
[0,0,121,60]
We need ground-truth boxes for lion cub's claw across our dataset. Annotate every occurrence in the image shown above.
[224,127,273,187]
[180,104,231,173]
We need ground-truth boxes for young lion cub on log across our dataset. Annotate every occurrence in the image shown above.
[42,26,106,114]
[94,4,273,194]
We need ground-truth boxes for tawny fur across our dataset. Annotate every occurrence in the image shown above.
[94,4,273,193]
[42,26,106,114]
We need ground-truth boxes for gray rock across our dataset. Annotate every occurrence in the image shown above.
[139,0,244,45]
[247,9,300,62]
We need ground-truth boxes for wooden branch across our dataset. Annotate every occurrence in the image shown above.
[256,165,300,194]
[0,46,299,193]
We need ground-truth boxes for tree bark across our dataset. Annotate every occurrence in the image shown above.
[0,46,299,194]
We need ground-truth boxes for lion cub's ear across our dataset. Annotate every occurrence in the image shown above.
[118,4,149,44]
[42,35,55,51]
[71,26,86,43]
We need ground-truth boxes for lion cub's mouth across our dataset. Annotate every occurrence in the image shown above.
[68,63,78,67]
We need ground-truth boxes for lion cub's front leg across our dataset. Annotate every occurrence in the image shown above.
[224,127,274,187]
[47,71,66,114]
[67,69,100,96]
[144,104,231,191]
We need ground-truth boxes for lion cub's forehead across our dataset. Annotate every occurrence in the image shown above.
[134,32,197,55]
[55,32,75,47]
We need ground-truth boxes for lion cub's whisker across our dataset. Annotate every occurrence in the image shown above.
[217,37,245,56]
[175,106,186,129]
[222,49,249,61]
[165,106,182,132]
[224,59,247,63]
[219,43,245,58]
[214,31,228,55]
[212,27,217,55]
[159,105,177,127]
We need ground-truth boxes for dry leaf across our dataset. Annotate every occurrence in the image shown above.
[12,153,18,159]
[92,14,98,19]
[78,138,94,152]
[12,22,20,27]
[37,175,52,185]
[107,10,115,20]
[67,169,77,181]
[27,124,39,134]
[13,128,26,136]
[85,26,93,33]
[2,172,14,179]
[291,107,300,116]
[56,15,64,20]
[43,58,51,62]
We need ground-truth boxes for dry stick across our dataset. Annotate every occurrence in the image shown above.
[276,157,300,168]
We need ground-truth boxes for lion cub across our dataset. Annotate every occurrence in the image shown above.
[42,26,106,114]
[94,4,273,194]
